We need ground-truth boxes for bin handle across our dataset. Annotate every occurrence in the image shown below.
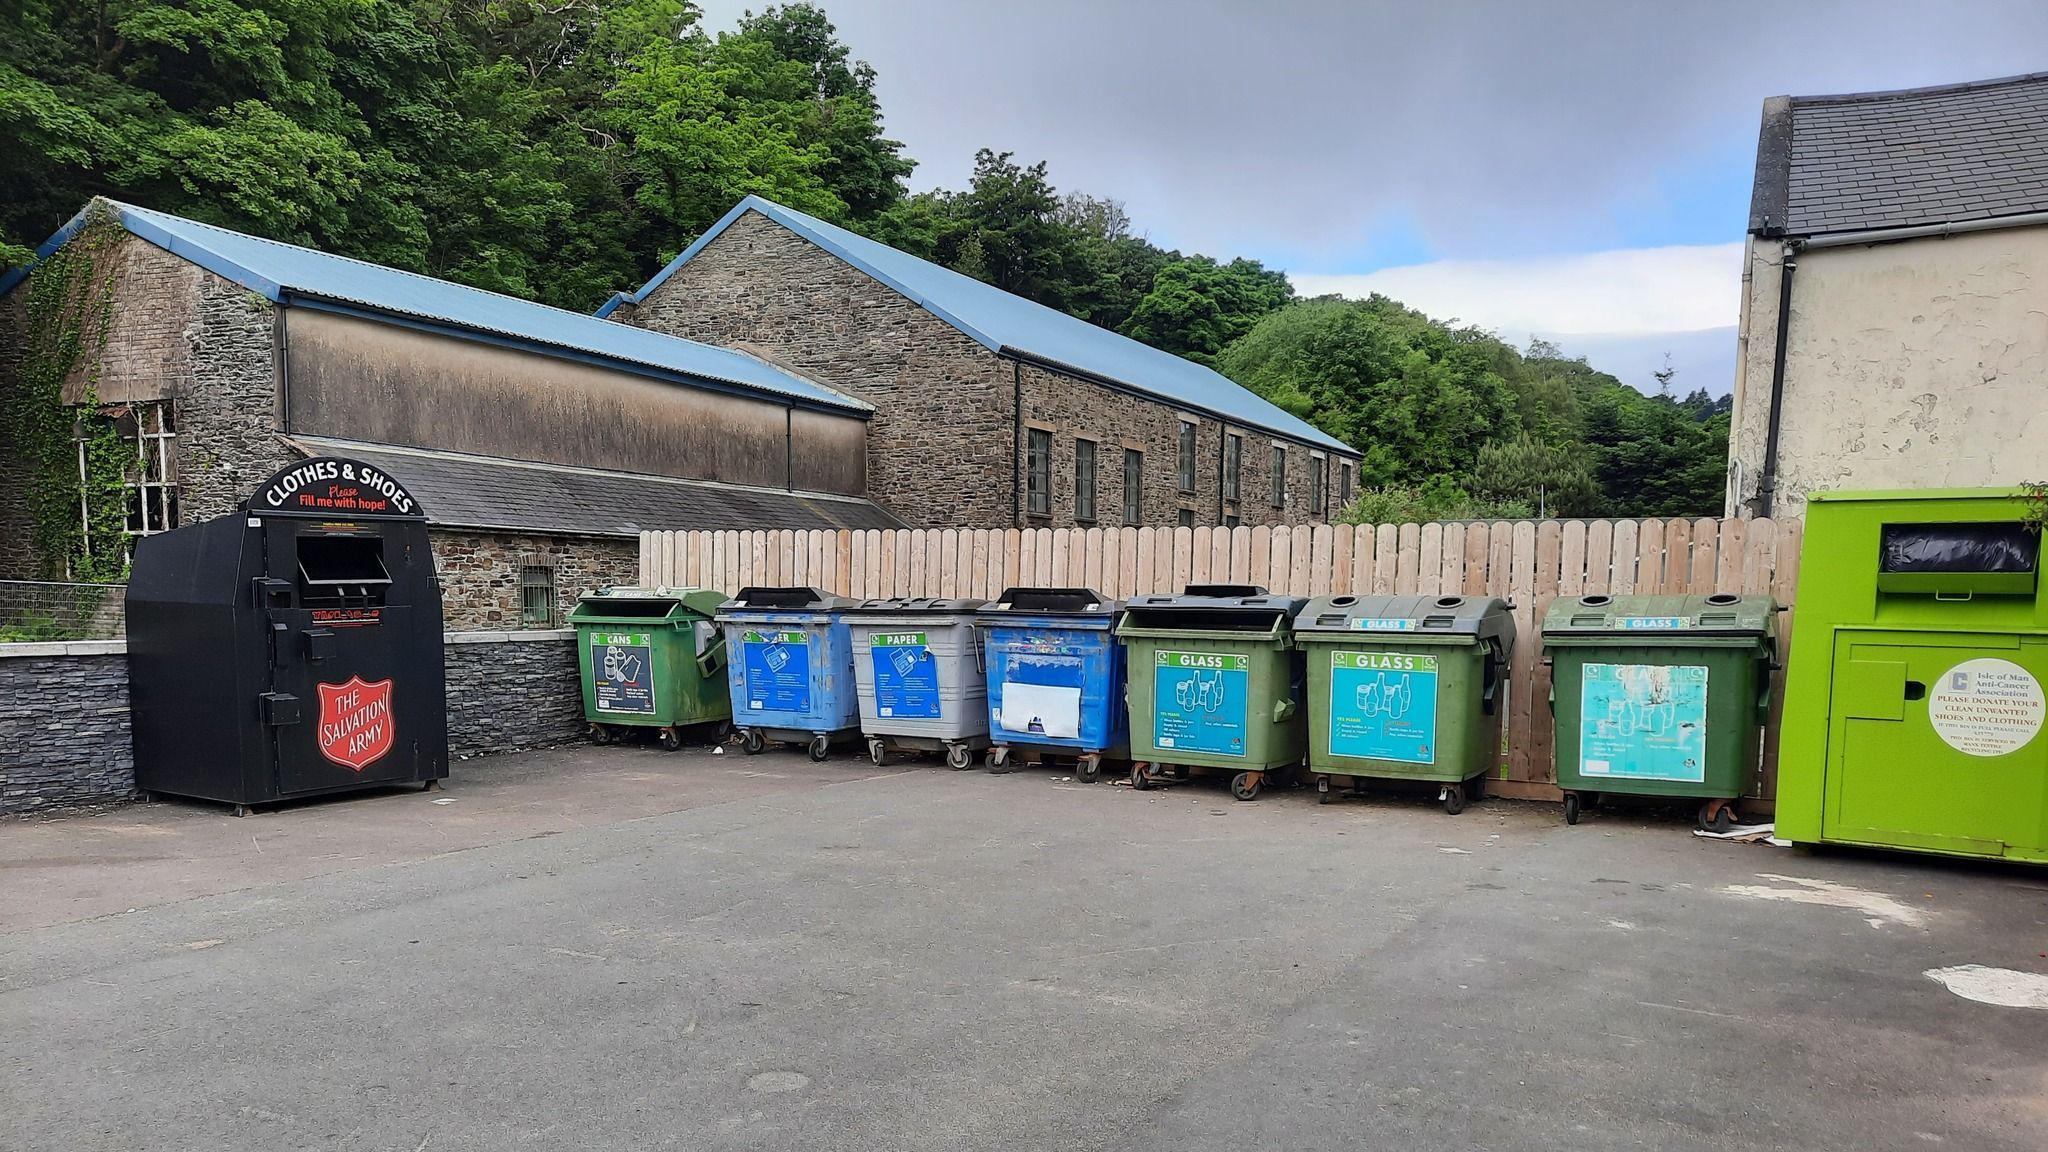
[1272,697,1296,723]
[1481,641,1504,715]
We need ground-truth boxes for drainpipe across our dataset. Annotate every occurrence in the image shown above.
[1757,241,1800,518]
[1011,360,1022,527]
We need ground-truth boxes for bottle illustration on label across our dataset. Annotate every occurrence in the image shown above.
[603,646,643,685]
[1174,669,1227,712]
[1356,672,1413,719]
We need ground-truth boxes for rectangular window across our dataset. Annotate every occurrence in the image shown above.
[79,402,179,565]
[518,560,557,627]
[1122,449,1143,524]
[1270,445,1287,509]
[1074,438,1097,523]
[1339,461,1354,505]
[1223,434,1242,503]
[1177,420,1197,493]
[1027,427,1052,517]
[1224,513,1241,528]
[1310,455,1326,517]
[1177,508,1194,528]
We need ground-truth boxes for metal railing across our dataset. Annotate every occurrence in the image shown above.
[0,580,126,642]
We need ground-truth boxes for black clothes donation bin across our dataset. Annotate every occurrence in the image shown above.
[127,457,449,813]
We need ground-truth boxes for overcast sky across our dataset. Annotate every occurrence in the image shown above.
[700,0,2048,393]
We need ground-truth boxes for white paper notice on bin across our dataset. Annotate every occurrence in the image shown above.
[999,683,1082,738]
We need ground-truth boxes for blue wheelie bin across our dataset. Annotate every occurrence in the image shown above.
[715,586,860,760]
[976,587,1126,782]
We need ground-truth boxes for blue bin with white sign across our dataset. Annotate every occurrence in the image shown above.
[846,598,989,770]
[715,587,860,760]
[976,588,1126,782]
[1293,594,1514,814]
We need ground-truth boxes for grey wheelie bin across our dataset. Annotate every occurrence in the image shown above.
[845,597,989,769]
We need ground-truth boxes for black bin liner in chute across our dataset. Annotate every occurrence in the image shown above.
[1880,522,2038,574]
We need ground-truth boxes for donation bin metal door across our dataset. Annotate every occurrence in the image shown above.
[1825,631,2048,856]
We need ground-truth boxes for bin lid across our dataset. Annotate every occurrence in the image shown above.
[715,585,856,619]
[1541,593,1777,643]
[845,596,987,623]
[1116,585,1307,634]
[977,587,1119,621]
[567,585,724,623]
[1292,594,1514,646]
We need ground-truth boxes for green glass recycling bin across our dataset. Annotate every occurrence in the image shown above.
[1293,594,1514,814]
[1543,593,1777,829]
[569,586,731,750]
[1118,585,1307,800]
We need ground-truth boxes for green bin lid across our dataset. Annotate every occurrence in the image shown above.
[1540,593,1777,643]
[567,585,724,623]
[1117,585,1307,634]
[1293,593,1514,648]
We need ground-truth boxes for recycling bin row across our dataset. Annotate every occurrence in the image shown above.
[567,583,1778,825]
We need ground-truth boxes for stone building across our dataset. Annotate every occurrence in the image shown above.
[600,196,1360,530]
[1728,72,2048,517]
[0,200,900,628]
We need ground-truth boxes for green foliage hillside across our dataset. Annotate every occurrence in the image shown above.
[1,0,1728,519]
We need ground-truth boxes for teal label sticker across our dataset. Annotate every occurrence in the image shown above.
[1615,616,1691,630]
[1348,618,1417,631]
[1578,663,1707,782]
[1328,651,1438,764]
[1152,649,1250,757]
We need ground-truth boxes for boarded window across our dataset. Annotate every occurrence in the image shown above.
[1177,421,1197,492]
[1074,438,1097,523]
[1122,449,1143,524]
[1177,508,1194,528]
[1270,445,1287,508]
[1224,434,1242,503]
[1310,456,1326,517]
[1338,461,1354,506]
[1028,428,1052,517]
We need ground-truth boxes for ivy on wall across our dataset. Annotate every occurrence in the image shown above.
[0,212,132,582]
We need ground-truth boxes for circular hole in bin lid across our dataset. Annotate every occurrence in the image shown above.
[1435,596,1464,609]
[1331,595,1357,606]
[1579,594,1612,607]
[1705,592,1741,606]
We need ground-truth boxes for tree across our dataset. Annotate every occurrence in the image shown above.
[1119,255,1292,363]
[1471,433,1599,517]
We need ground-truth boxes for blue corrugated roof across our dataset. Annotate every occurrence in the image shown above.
[3,200,868,414]
[600,196,1356,454]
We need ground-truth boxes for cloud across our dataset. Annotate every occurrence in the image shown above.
[1289,243,1744,335]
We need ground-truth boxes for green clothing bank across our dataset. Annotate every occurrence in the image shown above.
[1777,489,2048,864]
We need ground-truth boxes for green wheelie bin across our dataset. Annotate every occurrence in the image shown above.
[1543,593,1777,829]
[569,586,731,750]
[1119,585,1307,800]
[1293,594,1514,814]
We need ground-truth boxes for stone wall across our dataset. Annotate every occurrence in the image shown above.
[443,630,583,758]
[0,642,133,813]
[1,631,583,814]
[0,291,32,577]
[431,530,641,632]
[614,209,1343,530]
[177,276,290,522]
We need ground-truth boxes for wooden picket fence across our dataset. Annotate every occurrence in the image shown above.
[640,518,1804,806]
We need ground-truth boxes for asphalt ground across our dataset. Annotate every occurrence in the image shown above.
[4,743,2045,1151]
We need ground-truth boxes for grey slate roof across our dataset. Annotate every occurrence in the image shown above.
[290,438,904,536]
[1751,72,2048,238]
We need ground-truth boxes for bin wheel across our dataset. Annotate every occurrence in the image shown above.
[741,729,765,755]
[1441,783,1467,815]
[1230,772,1262,802]
[589,724,614,746]
[867,738,888,767]
[1077,754,1101,783]
[808,734,832,762]
[945,744,974,771]
[1699,801,1737,834]
[1130,763,1152,791]
[1317,776,1333,805]
[659,727,684,752]
[1563,792,1582,826]
[987,746,1013,774]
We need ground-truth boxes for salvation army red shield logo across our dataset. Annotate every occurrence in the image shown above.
[316,676,396,771]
